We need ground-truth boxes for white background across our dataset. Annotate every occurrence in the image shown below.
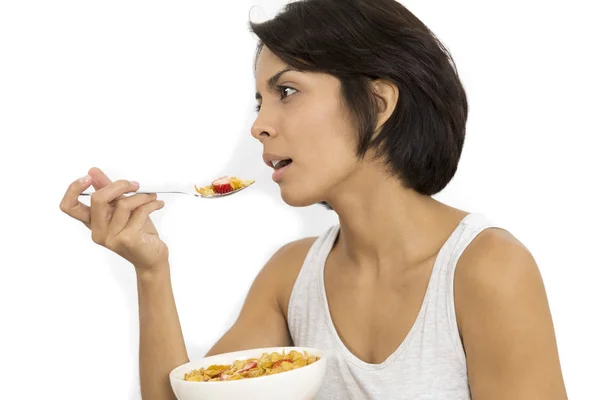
[1,0,598,398]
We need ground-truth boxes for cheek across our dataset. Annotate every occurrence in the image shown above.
[278,127,357,207]
[290,98,356,160]
[293,120,358,185]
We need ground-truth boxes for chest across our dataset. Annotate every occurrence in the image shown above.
[323,256,435,364]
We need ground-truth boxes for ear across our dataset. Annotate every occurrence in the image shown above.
[371,79,399,134]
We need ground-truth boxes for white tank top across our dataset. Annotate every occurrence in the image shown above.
[287,213,501,399]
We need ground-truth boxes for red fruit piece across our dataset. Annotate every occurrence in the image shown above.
[240,361,257,372]
[212,176,233,194]
[271,359,292,369]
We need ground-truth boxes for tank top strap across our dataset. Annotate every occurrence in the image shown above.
[443,212,502,277]
[287,224,339,338]
[423,212,503,372]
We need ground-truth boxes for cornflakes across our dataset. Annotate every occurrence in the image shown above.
[184,350,320,382]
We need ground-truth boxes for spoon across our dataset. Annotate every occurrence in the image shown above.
[79,180,255,198]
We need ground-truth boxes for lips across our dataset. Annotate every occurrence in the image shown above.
[263,152,294,183]
[272,160,292,182]
[263,152,293,169]
[273,159,293,169]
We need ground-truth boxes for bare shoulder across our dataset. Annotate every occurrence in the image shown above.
[454,228,567,398]
[455,227,543,327]
[269,236,318,266]
[455,227,540,293]
[261,236,319,318]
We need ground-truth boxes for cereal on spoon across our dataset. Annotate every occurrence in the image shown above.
[195,176,255,197]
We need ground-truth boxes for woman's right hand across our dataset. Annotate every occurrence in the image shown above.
[60,167,169,274]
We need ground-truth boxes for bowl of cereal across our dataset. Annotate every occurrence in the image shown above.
[169,347,326,400]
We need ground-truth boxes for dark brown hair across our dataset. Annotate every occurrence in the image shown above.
[250,0,468,203]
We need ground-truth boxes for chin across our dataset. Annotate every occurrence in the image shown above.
[279,184,321,208]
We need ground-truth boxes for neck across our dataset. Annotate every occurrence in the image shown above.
[325,162,466,272]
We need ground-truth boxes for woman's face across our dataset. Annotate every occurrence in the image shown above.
[252,47,360,207]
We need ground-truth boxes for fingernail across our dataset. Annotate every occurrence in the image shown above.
[130,181,140,187]
[79,175,91,184]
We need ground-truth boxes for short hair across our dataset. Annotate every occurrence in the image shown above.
[250,0,468,208]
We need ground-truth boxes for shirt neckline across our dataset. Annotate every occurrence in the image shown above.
[316,214,472,371]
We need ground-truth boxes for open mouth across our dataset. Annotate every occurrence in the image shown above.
[273,159,293,170]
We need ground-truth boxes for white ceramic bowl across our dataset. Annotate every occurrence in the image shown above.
[169,347,326,400]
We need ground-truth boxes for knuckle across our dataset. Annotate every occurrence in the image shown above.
[91,230,104,245]
[134,199,149,210]
[129,207,142,218]
[115,199,130,211]
[104,236,118,250]
[118,232,136,248]
[90,192,102,205]
[142,198,156,208]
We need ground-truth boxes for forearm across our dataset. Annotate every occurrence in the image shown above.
[136,264,189,400]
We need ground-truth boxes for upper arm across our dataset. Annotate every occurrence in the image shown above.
[205,237,316,357]
[455,229,567,400]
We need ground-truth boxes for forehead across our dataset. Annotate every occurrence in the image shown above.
[253,46,341,97]
[255,47,289,85]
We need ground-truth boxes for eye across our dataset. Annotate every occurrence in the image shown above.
[279,85,298,99]
[255,86,298,113]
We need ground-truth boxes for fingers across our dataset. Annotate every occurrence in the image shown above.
[90,180,140,243]
[59,175,94,227]
[108,193,158,237]
[88,167,114,191]
[127,199,166,232]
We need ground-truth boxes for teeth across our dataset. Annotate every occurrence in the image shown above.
[272,160,283,168]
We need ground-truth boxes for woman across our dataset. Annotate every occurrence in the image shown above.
[60,0,567,399]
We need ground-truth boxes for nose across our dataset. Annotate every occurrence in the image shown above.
[250,110,278,142]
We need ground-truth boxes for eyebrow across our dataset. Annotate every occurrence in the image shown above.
[255,67,296,100]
